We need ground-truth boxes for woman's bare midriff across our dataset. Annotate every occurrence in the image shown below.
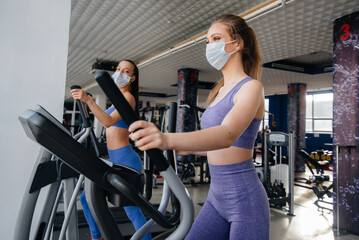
[207,146,253,165]
[106,127,131,150]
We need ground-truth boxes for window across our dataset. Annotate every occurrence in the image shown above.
[264,98,270,128]
[306,92,333,133]
[259,98,270,131]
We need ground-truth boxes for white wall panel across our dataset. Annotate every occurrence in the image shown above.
[0,0,71,237]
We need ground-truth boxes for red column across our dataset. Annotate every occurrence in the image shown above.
[333,11,359,235]
[176,68,199,175]
[287,83,307,172]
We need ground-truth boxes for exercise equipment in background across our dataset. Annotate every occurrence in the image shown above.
[258,131,295,215]
[296,150,333,211]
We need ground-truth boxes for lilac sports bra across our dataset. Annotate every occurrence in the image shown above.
[201,77,261,149]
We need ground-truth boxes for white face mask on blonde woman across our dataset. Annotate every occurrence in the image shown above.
[206,39,238,70]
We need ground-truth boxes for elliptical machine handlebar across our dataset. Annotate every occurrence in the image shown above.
[70,85,91,128]
[95,71,170,172]
[70,85,100,157]
[95,71,194,240]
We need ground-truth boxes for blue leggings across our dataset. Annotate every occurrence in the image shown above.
[185,159,270,240]
[80,145,151,240]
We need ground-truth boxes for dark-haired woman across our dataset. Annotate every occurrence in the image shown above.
[71,60,151,240]
[128,14,270,240]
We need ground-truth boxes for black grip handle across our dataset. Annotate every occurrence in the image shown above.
[95,71,170,171]
[70,85,81,90]
[70,85,91,128]
[70,85,101,157]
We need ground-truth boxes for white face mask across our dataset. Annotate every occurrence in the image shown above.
[206,40,238,70]
[111,72,132,88]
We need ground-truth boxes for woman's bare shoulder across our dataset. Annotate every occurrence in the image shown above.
[246,79,263,88]
[123,91,136,108]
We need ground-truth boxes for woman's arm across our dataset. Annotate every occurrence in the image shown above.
[129,81,264,151]
[71,89,135,128]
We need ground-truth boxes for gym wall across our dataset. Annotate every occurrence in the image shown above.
[0,0,71,238]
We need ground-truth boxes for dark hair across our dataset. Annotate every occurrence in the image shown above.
[207,14,262,105]
[122,59,139,117]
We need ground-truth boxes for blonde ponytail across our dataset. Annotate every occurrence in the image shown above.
[206,14,262,106]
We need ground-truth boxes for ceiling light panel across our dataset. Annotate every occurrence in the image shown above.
[66,0,267,91]
[65,0,359,100]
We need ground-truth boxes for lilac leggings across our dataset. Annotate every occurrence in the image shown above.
[185,159,270,240]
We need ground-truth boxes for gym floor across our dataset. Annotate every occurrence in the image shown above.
[60,161,359,240]
[155,167,359,240]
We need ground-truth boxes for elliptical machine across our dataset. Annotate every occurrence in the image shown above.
[15,72,194,240]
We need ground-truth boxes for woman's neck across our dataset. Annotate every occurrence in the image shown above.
[221,53,247,85]
[120,85,131,93]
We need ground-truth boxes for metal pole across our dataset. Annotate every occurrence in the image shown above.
[44,183,64,240]
[336,145,340,234]
[70,100,77,135]
[288,132,294,216]
[58,175,84,240]
[263,132,268,184]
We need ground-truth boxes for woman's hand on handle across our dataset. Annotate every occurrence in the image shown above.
[129,120,168,151]
[70,89,93,104]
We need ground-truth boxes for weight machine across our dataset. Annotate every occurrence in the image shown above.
[262,131,295,215]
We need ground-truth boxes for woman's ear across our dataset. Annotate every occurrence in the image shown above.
[236,39,244,51]
[130,75,136,83]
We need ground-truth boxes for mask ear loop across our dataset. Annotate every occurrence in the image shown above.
[227,39,241,55]
[129,75,136,92]
[129,75,136,82]
[227,40,239,55]
[228,49,238,55]
[224,39,237,44]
